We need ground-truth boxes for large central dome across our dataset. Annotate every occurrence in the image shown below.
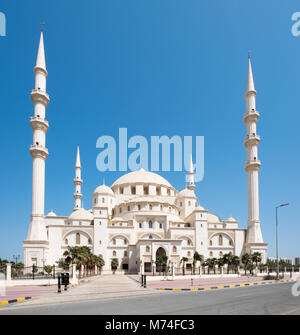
[112,168,173,188]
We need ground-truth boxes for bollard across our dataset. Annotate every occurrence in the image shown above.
[58,274,61,293]
[191,278,193,287]
[141,274,144,287]
[143,275,146,288]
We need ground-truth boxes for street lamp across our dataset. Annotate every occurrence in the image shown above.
[13,254,20,265]
[276,203,289,280]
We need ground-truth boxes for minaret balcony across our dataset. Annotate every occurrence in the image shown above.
[73,177,83,185]
[30,89,50,106]
[245,159,261,171]
[244,134,261,147]
[30,144,48,159]
[243,110,259,124]
[73,192,83,198]
[30,116,49,132]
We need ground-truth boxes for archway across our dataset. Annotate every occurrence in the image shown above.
[156,247,167,273]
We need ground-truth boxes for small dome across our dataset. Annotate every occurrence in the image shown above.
[112,168,173,188]
[47,211,56,217]
[195,205,205,211]
[94,184,114,196]
[69,208,93,221]
[207,213,221,223]
[177,188,197,198]
[227,217,237,222]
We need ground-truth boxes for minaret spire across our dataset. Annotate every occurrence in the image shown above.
[243,55,267,261]
[187,155,195,190]
[35,30,47,74]
[73,146,83,210]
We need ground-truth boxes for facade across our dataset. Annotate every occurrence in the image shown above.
[295,258,300,266]
[23,31,268,273]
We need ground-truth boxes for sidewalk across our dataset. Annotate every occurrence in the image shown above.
[129,274,294,289]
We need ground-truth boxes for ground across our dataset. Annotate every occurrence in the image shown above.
[0,275,299,315]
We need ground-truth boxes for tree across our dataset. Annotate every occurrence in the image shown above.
[111,258,119,274]
[251,252,262,268]
[193,252,204,274]
[56,258,69,270]
[222,253,234,274]
[241,253,251,275]
[217,258,224,273]
[231,256,240,273]
[44,265,53,276]
[180,257,188,275]
[156,255,168,275]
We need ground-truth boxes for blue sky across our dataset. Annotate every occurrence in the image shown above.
[0,0,299,261]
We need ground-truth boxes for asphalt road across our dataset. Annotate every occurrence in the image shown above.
[0,282,299,315]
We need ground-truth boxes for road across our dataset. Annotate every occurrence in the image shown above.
[0,281,299,315]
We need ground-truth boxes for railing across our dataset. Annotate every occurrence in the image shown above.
[11,265,73,280]
[144,266,239,276]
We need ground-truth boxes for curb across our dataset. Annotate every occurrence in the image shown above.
[157,279,296,291]
[0,296,35,307]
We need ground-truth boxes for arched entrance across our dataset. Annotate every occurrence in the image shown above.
[156,247,167,273]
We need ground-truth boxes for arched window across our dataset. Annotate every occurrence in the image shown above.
[159,223,163,229]
[124,238,127,245]
[209,240,212,246]
[209,251,213,257]
[229,240,233,246]
[149,204,152,210]
[131,186,136,194]
[180,202,182,207]
[112,238,116,245]
[219,251,223,257]
[88,238,92,244]
[65,238,68,245]
[76,233,80,245]
[112,250,116,257]
[102,197,105,203]
[149,221,153,229]
[139,223,142,228]
[120,187,124,194]
[127,206,130,211]
[160,205,163,211]
[187,239,192,246]
[219,235,223,246]
[156,187,161,195]
[169,207,171,212]
[138,205,141,210]
[99,240,102,245]
[146,246,150,252]
[149,235,153,239]
[167,189,171,196]
[94,198,97,204]
[173,246,177,253]
[188,201,191,206]
[187,251,191,257]
[124,251,128,257]
[119,207,122,213]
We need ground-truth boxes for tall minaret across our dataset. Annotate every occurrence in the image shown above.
[26,29,50,241]
[73,146,83,210]
[187,155,195,190]
[244,56,265,249]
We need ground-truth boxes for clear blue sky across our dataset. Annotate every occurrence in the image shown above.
[0,0,299,261]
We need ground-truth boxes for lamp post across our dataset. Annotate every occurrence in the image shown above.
[276,203,289,280]
[13,254,20,265]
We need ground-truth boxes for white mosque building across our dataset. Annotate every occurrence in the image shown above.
[23,31,268,273]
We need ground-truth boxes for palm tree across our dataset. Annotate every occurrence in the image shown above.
[211,258,218,274]
[111,258,119,274]
[222,253,234,274]
[242,253,251,275]
[251,252,262,267]
[193,252,204,274]
[156,255,168,275]
[231,256,240,273]
[180,257,188,276]
[217,258,224,274]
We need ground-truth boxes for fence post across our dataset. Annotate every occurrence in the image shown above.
[53,265,56,279]
[6,263,11,284]
[81,264,84,278]
[32,265,35,280]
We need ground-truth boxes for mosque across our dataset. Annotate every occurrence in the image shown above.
[23,31,268,273]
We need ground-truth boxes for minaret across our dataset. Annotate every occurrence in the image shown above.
[26,29,50,241]
[243,56,265,249]
[187,155,195,190]
[73,146,83,210]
